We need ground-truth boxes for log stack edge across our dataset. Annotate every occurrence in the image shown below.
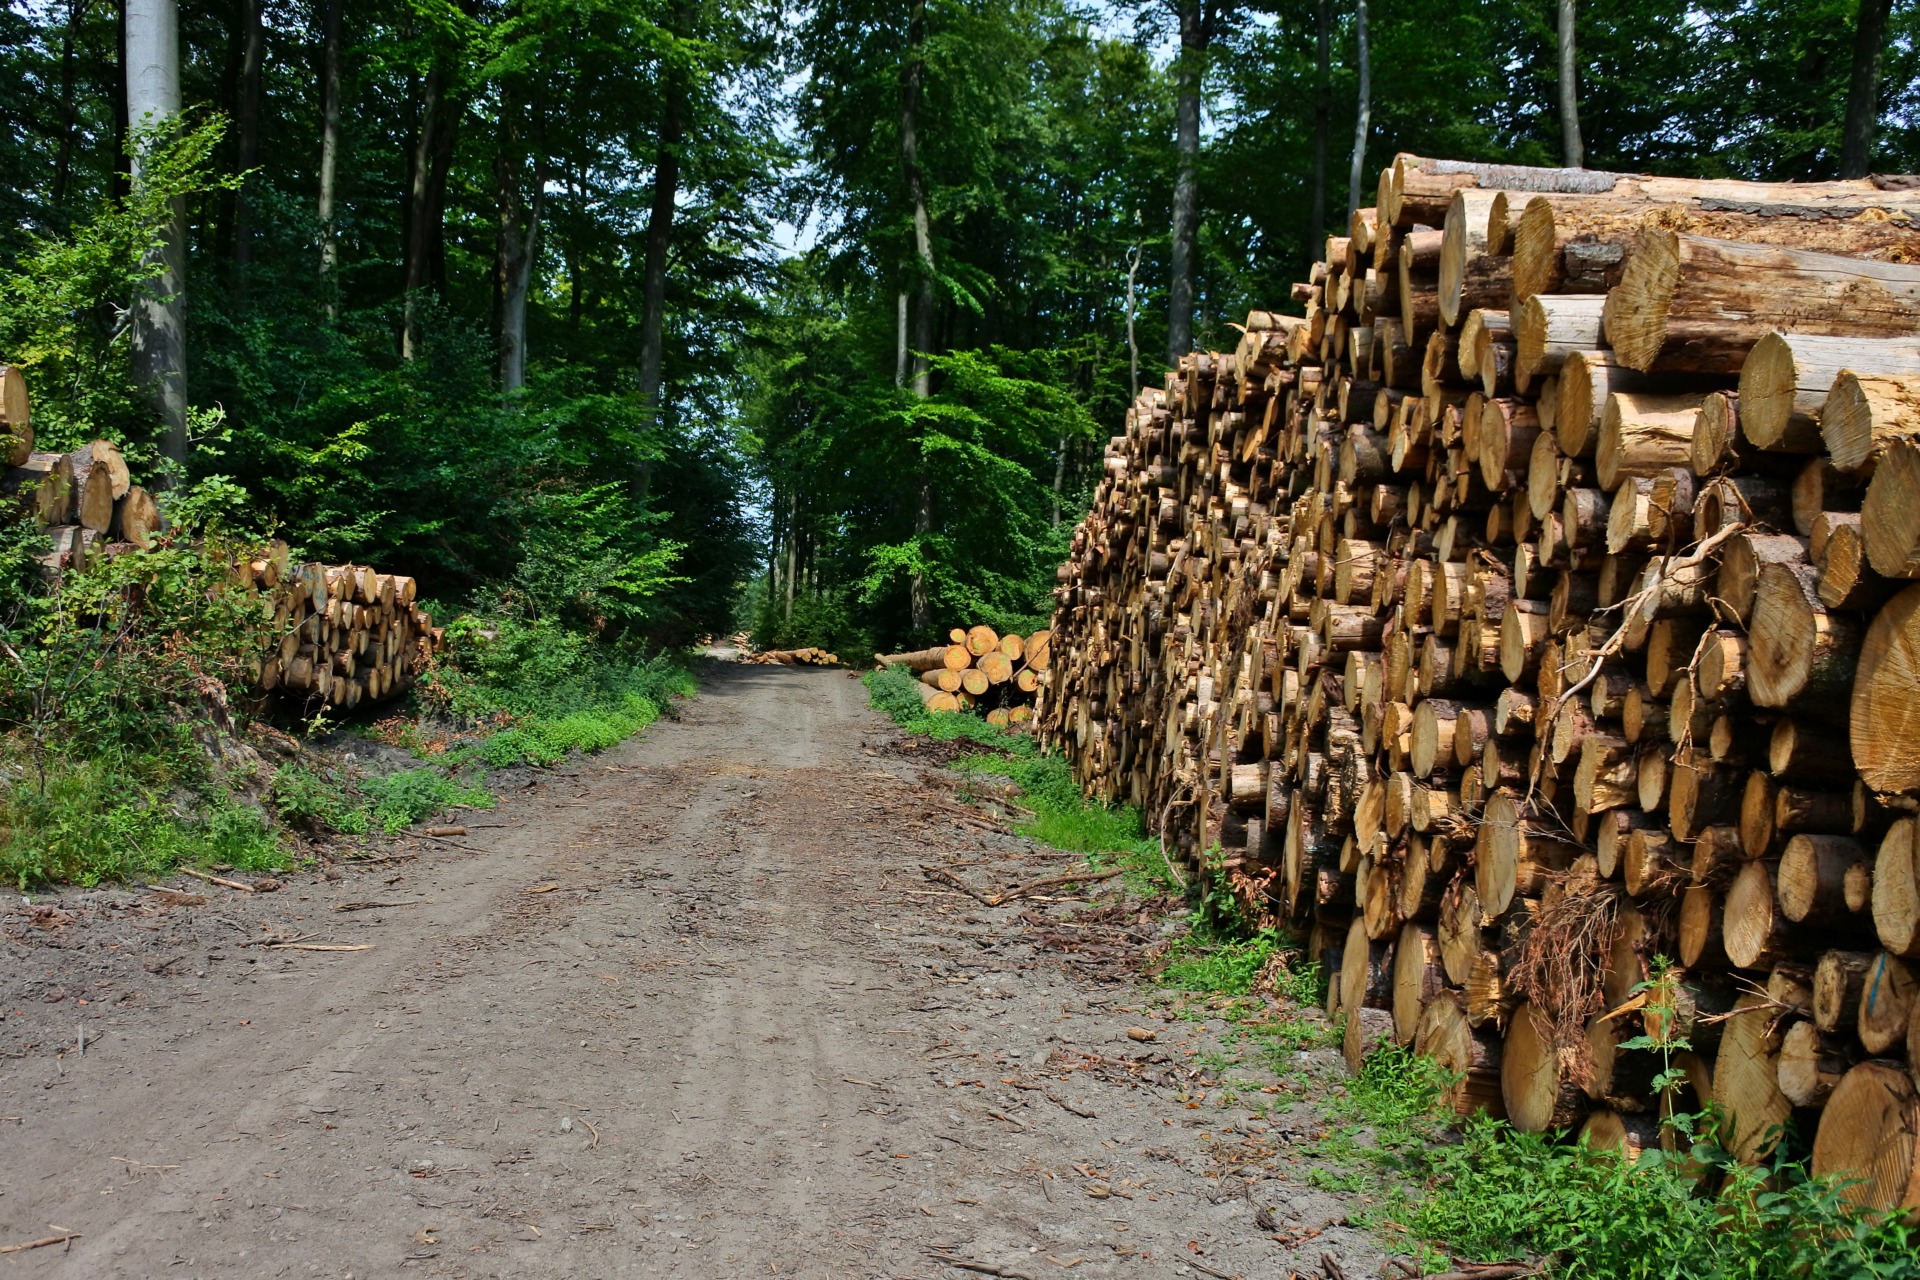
[1039,152,1920,1211]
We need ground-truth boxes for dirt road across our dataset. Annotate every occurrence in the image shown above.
[1,665,1388,1279]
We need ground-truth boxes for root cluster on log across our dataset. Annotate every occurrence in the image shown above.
[1039,151,1920,1209]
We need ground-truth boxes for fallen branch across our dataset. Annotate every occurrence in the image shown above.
[176,867,254,893]
[0,1231,81,1255]
[922,1251,1033,1280]
[260,943,373,952]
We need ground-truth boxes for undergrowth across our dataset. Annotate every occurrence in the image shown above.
[863,665,1174,894]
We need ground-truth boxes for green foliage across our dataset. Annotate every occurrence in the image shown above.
[358,768,493,836]
[1160,927,1282,996]
[269,763,370,837]
[0,757,285,889]
[862,665,1174,892]
[1413,1115,1920,1280]
[420,617,694,765]
[0,115,240,452]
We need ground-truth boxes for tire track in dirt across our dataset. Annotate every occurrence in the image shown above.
[0,663,1393,1278]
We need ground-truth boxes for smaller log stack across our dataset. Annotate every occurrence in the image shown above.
[879,624,1051,724]
[1040,149,1920,1212]
[0,369,163,569]
[246,544,436,711]
[0,365,436,713]
[742,646,843,666]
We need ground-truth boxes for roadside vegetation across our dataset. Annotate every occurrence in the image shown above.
[866,666,1920,1278]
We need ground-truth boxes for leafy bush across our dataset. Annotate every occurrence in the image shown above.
[358,768,492,835]
[1160,927,1284,996]
[0,757,285,888]
[270,763,370,835]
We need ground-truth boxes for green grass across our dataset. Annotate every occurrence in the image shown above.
[863,665,1176,893]
[1160,927,1284,996]
[1,755,288,889]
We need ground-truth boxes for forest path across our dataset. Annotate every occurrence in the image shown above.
[0,664,1388,1279]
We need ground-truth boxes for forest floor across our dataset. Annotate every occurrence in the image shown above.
[0,663,1400,1279]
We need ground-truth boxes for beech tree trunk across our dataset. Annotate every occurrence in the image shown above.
[1167,0,1205,369]
[125,0,186,467]
[231,0,264,289]
[1840,0,1893,179]
[1556,0,1582,168]
[639,1,690,418]
[317,0,342,319]
[901,0,936,634]
[1346,0,1370,217]
[1309,0,1330,246]
[402,62,449,360]
[495,91,543,395]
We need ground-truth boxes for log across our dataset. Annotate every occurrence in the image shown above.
[1502,1002,1585,1133]
[1605,231,1920,375]
[1739,332,1920,457]
[1414,991,1505,1118]
[1822,371,1920,474]
[1747,560,1860,709]
[1777,1021,1858,1108]
[1813,1061,1920,1211]
[1862,438,1920,577]
[1854,589,1920,797]
[1713,992,1792,1163]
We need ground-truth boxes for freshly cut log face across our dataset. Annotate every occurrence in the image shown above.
[1873,817,1920,955]
[1413,991,1505,1117]
[1862,439,1920,577]
[1851,586,1920,796]
[1604,231,1920,375]
[1741,333,1920,456]
[1714,993,1792,1163]
[1813,1061,1920,1212]
[1822,371,1920,474]
[1501,1002,1582,1133]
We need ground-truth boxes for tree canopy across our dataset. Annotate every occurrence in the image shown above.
[0,0,1911,653]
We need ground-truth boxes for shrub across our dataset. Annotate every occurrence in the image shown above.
[359,768,492,834]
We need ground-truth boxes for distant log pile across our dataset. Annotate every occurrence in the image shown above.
[1040,152,1920,1209]
[879,625,1051,725]
[742,646,842,666]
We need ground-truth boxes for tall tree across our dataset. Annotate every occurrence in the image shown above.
[901,0,935,632]
[1841,0,1893,177]
[230,0,265,286]
[316,0,342,317]
[125,0,186,465]
[1308,0,1329,243]
[1345,0,1370,215]
[1167,0,1212,368]
[638,0,693,417]
[495,85,543,393]
[402,47,459,360]
[1557,0,1582,167]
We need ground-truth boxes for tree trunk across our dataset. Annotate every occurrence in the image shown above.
[639,1,691,420]
[231,0,264,290]
[1167,0,1204,368]
[125,0,186,467]
[496,88,543,395]
[902,0,936,634]
[894,291,908,388]
[402,63,447,360]
[1125,243,1141,401]
[1840,0,1893,179]
[1346,0,1371,217]
[1556,0,1582,168]
[317,0,341,319]
[52,0,86,217]
[1309,0,1329,251]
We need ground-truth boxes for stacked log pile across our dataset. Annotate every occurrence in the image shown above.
[1040,152,1920,1208]
[742,646,843,666]
[880,625,1051,724]
[245,545,435,711]
[0,369,164,568]
[0,365,434,712]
